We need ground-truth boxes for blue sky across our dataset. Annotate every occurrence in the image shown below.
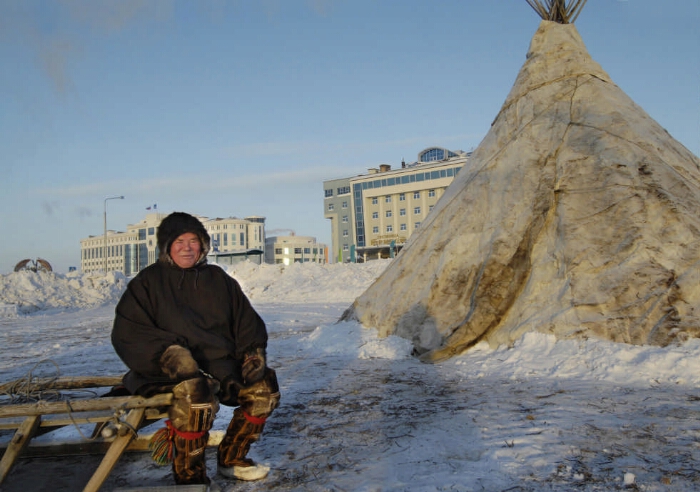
[1,0,698,274]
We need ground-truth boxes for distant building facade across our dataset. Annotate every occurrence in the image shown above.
[265,235,328,265]
[80,213,267,275]
[323,147,470,262]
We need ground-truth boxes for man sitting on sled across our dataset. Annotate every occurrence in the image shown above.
[111,212,280,488]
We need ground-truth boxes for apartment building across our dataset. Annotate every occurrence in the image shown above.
[265,235,328,265]
[323,147,470,262]
[80,213,266,274]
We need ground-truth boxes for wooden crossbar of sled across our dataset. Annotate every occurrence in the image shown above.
[0,375,221,492]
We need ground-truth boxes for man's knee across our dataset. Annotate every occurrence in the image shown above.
[237,368,281,418]
[169,377,219,432]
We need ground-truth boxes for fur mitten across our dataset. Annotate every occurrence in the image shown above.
[242,348,266,384]
[160,345,200,380]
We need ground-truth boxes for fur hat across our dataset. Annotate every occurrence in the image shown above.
[157,212,211,264]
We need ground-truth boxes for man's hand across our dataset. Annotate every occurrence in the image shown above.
[218,375,243,406]
[242,348,266,384]
[160,344,199,380]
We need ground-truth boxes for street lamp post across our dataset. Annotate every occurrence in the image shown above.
[103,195,124,273]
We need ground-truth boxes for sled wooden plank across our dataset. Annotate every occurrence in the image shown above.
[113,485,208,491]
[0,409,167,431]
[0,376,124,393]
[83,407,146,492]
[0,430,225,458]
[0,393,173,419]
[0,415,41,485]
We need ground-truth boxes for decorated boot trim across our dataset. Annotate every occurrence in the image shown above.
[149,419,208,465]
[243,411,267,425]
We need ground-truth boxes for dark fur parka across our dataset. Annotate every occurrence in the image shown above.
[111,212,267,394]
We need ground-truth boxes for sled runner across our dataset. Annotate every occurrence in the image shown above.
[0,375,221,491]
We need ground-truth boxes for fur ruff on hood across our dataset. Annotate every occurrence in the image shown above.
[157,212,211,265]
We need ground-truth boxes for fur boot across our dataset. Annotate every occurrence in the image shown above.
[217,408,269,480]
[217,368,280,481]
[168,377,218,485]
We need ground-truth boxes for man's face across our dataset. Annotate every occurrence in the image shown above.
[170,232,201,269]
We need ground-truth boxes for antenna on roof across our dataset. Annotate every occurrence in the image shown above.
[525,0,587,24]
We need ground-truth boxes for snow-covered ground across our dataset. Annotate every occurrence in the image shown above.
[1,260,700,491]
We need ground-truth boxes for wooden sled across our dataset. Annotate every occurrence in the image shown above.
[0,375,219,492]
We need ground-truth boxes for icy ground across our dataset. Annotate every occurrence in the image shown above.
[1,260,700,491]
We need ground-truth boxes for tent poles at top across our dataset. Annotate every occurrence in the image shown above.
[525,0,588,24]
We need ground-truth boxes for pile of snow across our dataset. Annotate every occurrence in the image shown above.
[0,260,391,317]
[299,319,414,360]
[225,259,391,304]
[0,270,128,314]
[451,331,700,388]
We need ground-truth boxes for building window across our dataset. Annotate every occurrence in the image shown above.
[328,203,334,211]
[275,248,283,254]
[420,148,446,162]
[400,208,406,216]
[372,212,379,219]
[337,186,350,195]
[294,248,302,254]
[414,206,421,215]
[429,189,436,197]
[413,191,420,199]
[304,248,311,254]
[415,222,421,228]
[386,225,393,233]
[342,215,348,223]
[400,223,407,231]
[399,193,405,201]
[343,230,349,237]
[342,201,348,208]
[385,196,391,203]
[372,197,378,205]
[325,189,333,197]
[429,205,434,212]
[343,244,349,251]
[386,210,392,218]
[372,226,379,233]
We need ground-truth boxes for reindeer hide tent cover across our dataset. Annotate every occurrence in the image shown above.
[342,19,700,362]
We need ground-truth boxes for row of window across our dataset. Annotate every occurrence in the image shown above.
[327,201,349,211]
[274,258,315,264]
[372,223,420,233]
[206,224,247,231]
[324,186,351,198]
[371,206,430,218]
[356,166,460,192]
[83,245,126,259]
[273,247,320,255]
[328,190,436,212]
[325,166,461,199]
[210,232,245,248]
[371,190,435,204]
